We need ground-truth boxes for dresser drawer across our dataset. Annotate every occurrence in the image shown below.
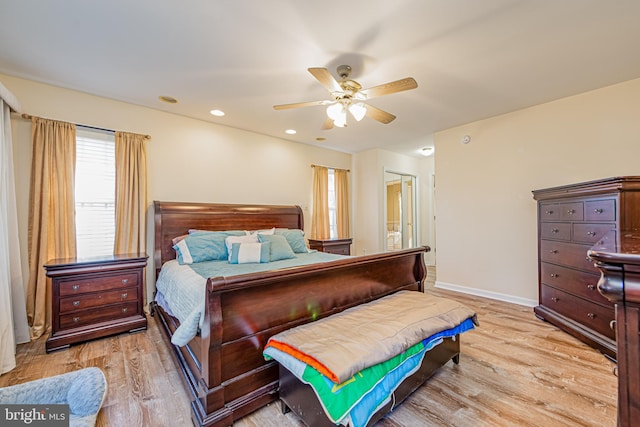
[540,240,598,273]
[59,287,139,313]
[540,203,561,221]
[59,302,139,329]
[572,224,615,244]
[541,285,615,339]
[585,199,616,221]
[540,222,571,241]
[59,272,138,296]
[559,202,584,221]
[540,263,611,307]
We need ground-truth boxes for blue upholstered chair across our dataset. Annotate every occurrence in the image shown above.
[0,367,107,427]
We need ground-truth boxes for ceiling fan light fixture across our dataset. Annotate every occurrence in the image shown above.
[326,103,344,120]
[349,102,366,121]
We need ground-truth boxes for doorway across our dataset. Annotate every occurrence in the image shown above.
[384,171,417,251]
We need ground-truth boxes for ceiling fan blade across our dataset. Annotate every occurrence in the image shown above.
[308,68,344,94]
[359,77,418,100]
[365,104,396,124]
[321,118,334,130]
[273,99,334,110]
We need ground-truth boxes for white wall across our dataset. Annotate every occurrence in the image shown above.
[434,77,640,305]
[2,74,352,301]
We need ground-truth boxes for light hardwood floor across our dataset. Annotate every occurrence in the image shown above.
[1,267,617,427]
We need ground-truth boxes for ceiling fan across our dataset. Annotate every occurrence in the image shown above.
[273,65,418,128]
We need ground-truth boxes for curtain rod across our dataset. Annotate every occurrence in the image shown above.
[311,164,350,172]
[20,113,151,140]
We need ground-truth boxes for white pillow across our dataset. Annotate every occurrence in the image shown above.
[225,234,259,260]
[249,227,275,236]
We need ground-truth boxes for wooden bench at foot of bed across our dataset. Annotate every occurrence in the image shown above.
[279,336,460,427]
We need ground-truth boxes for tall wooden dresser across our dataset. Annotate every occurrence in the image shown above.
[589,230,640,427]
[532,176,640,359]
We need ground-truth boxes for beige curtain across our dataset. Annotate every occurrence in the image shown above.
[27,117,76,339]
[335,168,350,238]
[311,165,330,239]
[114,131,148,255]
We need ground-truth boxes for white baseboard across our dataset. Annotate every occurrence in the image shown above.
[434,280,538,307]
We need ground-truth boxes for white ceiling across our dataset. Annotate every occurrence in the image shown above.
[1,0,640,157]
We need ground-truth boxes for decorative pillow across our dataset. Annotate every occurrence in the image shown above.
[275,228,309,253]
[249,227,276,236]
[173,233,229,264]
[229,242,271,264]
[225,234,259,260]
[258,234,296,261]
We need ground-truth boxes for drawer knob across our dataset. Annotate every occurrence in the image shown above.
[121,292,128,299]
[612,366,618,377]
[545,210,554,215]
[551,228,559,234]
[72,284,80,291]
[587,312,595,319]
[610,320,616,330]
[73,316,80,323]
[567,209,575,214]
[73,300,80,307]
[549,249,558,254]
[551,297,559,302]
[587,284,596,290]
[586,231,596,236]
[594,208,604,214]
[121,279,128,285]
[122,307,128,313]
[550,273,559,278]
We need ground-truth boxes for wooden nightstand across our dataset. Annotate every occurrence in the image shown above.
[308,238,352,255]
[45,253,148,352]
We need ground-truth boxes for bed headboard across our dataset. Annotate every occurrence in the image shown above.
[153,201,304,278]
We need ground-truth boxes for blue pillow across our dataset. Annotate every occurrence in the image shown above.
[229,242,271,264]
[258,234,296,261]
[275,229,309,253]
[173,233,229,264]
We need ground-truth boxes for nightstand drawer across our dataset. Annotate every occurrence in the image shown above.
[59,287,138,312]
[59,302,139,329]
[59,272,138,296]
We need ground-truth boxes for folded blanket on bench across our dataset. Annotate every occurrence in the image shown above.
[264,290,478,384]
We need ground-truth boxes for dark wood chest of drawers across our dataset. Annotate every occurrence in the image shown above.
[45,253,148,352]
[532,177,640,359]
[308,238,352,255]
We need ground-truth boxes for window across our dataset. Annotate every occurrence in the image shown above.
[75,128,115,258]
[328,168,337,238]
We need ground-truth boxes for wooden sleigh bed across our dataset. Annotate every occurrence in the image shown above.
[150,201,464,427]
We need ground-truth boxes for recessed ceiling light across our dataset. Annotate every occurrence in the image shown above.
[210,109,225,116]
[285,129,296,135]
[159,95,178,104]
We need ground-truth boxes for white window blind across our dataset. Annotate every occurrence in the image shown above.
[328,168,337,239]
[75,128,115,258]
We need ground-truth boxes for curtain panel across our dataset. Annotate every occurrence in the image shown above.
[335,168,350,238]
[0,98,30,374]
[27,117,76,339]
[311,165,330,239]
[114,131,148,255]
